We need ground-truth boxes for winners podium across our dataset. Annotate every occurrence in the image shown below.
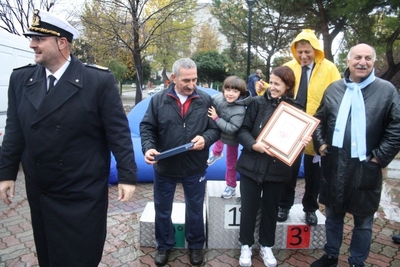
[206,181,326,249]
[140,181,326,249]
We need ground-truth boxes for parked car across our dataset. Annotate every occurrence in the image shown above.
[148,85,164,96]
[131,83,136,88]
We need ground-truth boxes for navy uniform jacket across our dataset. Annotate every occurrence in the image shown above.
[0,55,137,266]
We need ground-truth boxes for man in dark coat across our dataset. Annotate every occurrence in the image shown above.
[311,43,400,267]
[140,58,220,266]
[0,10,137,267]
[247,69,262,96]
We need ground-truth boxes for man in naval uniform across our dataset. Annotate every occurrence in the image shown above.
[0,9,138,267]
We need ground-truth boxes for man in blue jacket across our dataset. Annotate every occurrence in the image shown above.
[140,58,220,266]
[247,69,262,96]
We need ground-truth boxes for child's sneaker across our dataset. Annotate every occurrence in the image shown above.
[239,245,252,267]
[221,186,236,199]
[259,246,277,267]
[207,152,223,165]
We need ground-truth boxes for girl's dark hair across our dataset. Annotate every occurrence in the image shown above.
[270,66,296,98]
[222,76,248,96]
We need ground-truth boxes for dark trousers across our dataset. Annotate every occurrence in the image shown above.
[153,170,206,250]
[279,154,321,212]
[239,175,284,247]
[324,207,373,266]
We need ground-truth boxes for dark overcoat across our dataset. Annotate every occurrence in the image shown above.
[0,55,137,266]
[313,73,400,216]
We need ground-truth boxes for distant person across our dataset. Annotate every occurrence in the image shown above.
[235,66,310,267]
[0,10,137,266]
[279,29,341,226]
[311,43,400,267]
[247,69,262,96]
[140,58,220,266]
[165,78,171,88]
[207,76,252,198]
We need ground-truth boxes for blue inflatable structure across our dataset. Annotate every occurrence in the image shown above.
[109,87,304,184]
[110,87,232,184]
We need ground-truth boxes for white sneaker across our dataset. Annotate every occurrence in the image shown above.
[221,186,236,199]
[239,245,252,267]
[207,152,223,165]
[260,246,277,267]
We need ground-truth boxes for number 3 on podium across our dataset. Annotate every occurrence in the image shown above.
[286,225,311,248]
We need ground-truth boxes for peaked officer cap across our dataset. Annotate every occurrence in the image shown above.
[23,9,79,42]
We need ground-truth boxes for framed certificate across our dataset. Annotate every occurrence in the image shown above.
[256,101,319,166]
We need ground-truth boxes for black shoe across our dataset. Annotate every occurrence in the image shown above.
[310,253,338,267]
[393,234,400,244]
[277,207,289,222]
[305,211,318,226]
[155,249,171,266]
[189,249,204,266]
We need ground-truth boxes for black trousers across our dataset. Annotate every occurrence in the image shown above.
[239,175,284,247]
[279,154,321,212]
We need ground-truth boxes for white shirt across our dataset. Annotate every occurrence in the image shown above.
[45,56,71,90]
[305,62,315,82]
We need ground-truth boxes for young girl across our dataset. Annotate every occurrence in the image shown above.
[207,76,252,198]
[235,66,310,267]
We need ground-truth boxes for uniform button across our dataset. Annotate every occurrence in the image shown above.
[58,160,64,166]
[36,160,41,165]
[55,125,61,131]
[41,191,46,196]
[32,126,38,131]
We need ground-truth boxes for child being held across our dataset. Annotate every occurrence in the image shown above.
[207,76,252,198]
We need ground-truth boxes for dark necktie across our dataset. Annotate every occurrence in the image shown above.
[47,75,56,94]
[296,66,309,109]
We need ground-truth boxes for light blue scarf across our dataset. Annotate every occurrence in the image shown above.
[332,69,376,161]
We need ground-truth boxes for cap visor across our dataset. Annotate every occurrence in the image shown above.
[23,31,54,37]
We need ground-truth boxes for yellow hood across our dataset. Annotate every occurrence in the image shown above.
[290,29,325,64]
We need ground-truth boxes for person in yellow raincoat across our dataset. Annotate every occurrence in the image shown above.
[278,29,341,226]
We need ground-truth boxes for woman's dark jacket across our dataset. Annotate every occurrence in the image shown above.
[313,70,400,216]
[235,91,303,183]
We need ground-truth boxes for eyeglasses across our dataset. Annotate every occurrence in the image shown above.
[27,36,48,43]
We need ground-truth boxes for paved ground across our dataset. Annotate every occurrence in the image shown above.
[1,169,400,267]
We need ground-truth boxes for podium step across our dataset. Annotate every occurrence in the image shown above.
[206,181,326,249]
[387,158,400,179]
[139,202,206,248]
[140,202,186,248]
